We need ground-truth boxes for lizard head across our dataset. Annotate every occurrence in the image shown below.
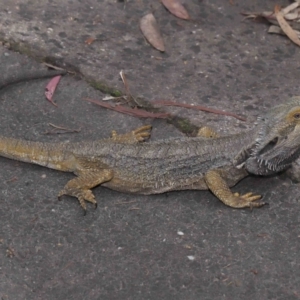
[246,96,300,175]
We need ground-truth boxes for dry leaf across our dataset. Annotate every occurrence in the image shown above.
[275,4,300,47]
[284,12,299,20]
[45,76,62,106]
[242,6,300,31]
[243,2,300,39]
[241,12,260,19]
[161,0,190,20]
[282,1,299,15]
[268,24,300,38]
[85,37,96,45]
[241,11,276,21]
[268,25,284,34]
[140,13,165,52]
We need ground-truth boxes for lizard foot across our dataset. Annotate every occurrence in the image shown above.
[57,169,113,214]
[232,192,265,208]
[131,125,152,141]
[111,125,152,143]
[197,126,219,138]
[204,169,266,209]
[58,188,97,214]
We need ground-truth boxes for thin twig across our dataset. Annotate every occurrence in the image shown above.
[115,201,137,205]
[153,99,246,121]
[44,123,81,135]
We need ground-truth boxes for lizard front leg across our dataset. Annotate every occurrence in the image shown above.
[58,169,113,213]
[204,169,265,208]
[111,125,152,144]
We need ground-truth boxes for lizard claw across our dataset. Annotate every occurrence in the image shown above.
[57,188,97,212]
[239,192,265,208]
[249,201,266,210]
[231,192,265,208]
[111,125,152,143]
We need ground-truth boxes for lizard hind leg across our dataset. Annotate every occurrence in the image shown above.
[204,169,265,209]
[58,169,113,213]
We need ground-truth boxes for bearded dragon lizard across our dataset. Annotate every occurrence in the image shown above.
[1,81,300,212]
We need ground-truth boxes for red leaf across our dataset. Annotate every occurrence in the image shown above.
[45,75,62,106]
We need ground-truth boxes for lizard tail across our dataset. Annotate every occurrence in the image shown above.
[0,136,70,171]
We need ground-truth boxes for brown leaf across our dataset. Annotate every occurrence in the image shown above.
[241,11,276,21]
[268,25,284,35]
[85,37,96,45]
[275,4,300,47]
[161,0,190,20]
[284,12,299,21]
[268,24,300,38]
[140,13,165,52]
[281,2,299,15]
[45,75,62,106]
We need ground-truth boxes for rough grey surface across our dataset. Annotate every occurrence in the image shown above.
[1,0,300,133]
[0,0,300,300]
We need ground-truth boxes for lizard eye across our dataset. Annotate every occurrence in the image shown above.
[294,113,300,119]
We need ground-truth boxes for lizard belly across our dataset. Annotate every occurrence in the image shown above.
[101,175,209,194]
